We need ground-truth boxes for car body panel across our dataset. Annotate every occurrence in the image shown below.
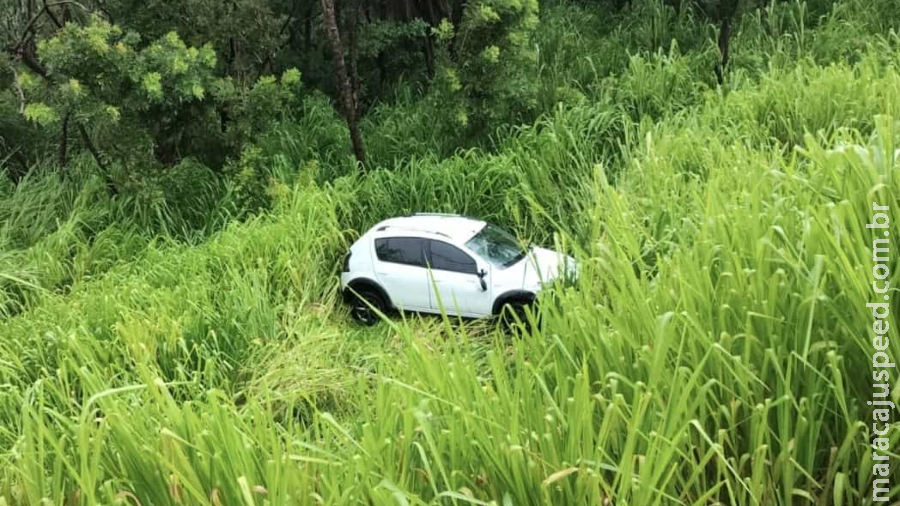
[426,267,493,316]
[373,260,431,312]
[340,214,577,320]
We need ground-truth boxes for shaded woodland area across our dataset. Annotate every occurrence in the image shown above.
[2,0,776,187]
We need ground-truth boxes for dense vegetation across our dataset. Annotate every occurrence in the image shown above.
[1,0,899,503]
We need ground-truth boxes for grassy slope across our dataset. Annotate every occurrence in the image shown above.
[2,1,900,505]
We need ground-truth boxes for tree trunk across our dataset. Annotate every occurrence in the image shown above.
[714,0,738,86]
[58,111,69,169]
[76,122,117,196]
[713,17,730,85]
[348,4,361,113]
[450,0,468,57]
[759,0,773,35]
[321,0,367,169]
[423,34,434,79]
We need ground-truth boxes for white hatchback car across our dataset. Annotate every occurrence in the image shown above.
[340,213,577,325]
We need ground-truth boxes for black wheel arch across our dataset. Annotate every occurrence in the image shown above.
[344,277,392,308]
[492,290,537,315]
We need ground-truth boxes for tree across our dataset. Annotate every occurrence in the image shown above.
[103,0,289,88]
[321,0,367,169]
[13,15,302,191]
[430,0,541,138]
[2,0,95,173]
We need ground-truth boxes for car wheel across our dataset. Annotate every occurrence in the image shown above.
[349,287,386,326]
[500,299,533,333]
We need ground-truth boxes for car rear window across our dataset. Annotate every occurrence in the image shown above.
[374,237,426,267]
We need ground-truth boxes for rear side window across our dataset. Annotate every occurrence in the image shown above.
[428,240,477,274]
[374,237,426,267]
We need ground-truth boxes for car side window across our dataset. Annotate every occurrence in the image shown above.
[374,237,426,267]
[428,240,477,274]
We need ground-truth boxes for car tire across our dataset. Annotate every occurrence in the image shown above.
[349,287,386,326]
[499,299,534,333]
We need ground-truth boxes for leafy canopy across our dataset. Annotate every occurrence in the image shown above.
[19,15,302,175]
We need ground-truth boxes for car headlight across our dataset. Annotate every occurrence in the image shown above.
[561,256,579,278]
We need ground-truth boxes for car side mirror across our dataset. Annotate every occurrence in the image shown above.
[477,268,487,291]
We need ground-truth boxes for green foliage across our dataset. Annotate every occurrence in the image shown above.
[0,69,51,175]
[431,0,542,137]
[213,68,305,152]
[16,16,302,181]
[352,19,432,101]
[107,0,287,86]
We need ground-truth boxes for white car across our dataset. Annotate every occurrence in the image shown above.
[340,213,577,326]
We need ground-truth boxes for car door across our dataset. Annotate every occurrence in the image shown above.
[372,237,431,312]
[425,239,493,317]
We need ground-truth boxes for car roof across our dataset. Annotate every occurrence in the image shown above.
[370,214,487,243]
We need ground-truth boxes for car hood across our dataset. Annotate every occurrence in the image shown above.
[488,246,575,290]
[524,246,571,286]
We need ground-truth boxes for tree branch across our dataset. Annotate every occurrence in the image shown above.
[278,12,294,36]
[76,122,105,171]
[77,122,117,195]
[17,41,47,77]
[16,0,91,47]
[42,0,63,28]
[6,0,96,79]
[255,14,294,80]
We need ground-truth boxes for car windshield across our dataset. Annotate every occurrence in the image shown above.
[464,223,527,268]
